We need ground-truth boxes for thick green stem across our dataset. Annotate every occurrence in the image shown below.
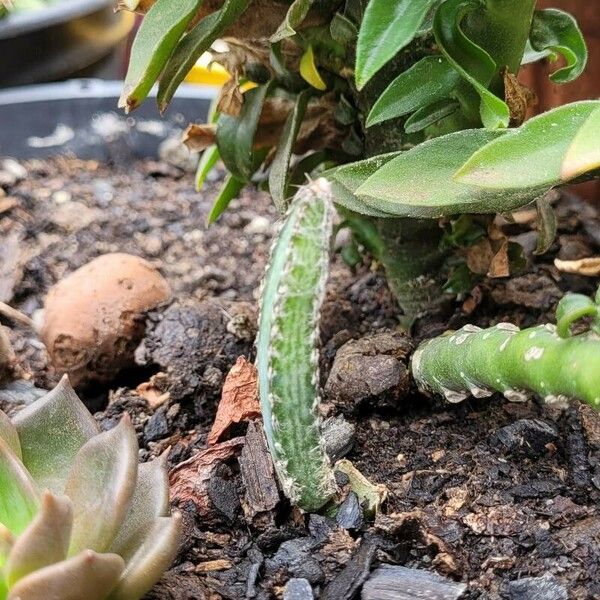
[412,287,600,409]
[256,178,336,512]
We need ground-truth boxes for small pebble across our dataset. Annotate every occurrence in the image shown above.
[336,492,364,530]
[283,578,314,600]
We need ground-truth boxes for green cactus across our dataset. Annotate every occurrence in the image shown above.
[412,286,600,408]
[0,376,180,600]
[256,178,337,512]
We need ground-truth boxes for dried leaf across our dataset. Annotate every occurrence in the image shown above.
[208,356,260,445]
[503,68,537,126]
[555,257,600,277]
[335,459,387,517]
[182,124,217,152]
[216,73,243,117]
[466,224,510,279]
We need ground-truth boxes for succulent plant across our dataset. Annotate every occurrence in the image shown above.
[0,375,180,600]
[412,285,600,408]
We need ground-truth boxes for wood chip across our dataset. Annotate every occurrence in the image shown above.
[239,420,279,516]
[194,559,232,573]
[208,356,260,445]
[554,257,600,276]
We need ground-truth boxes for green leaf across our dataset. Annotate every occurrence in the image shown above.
[432,0,509,128]
[404,98,460,133]
[0,440,38,536]
[455,101,600,189]
[366,56,460,127]
[65,417,138,555]
[0,410,20,460]
[195,145,220,192]
[270,0,314,43]
[207,174,245,225]
[534,195,557,255]
[356,0,436,89]
[562,106,600,180]
[530,8,587,84]
[216,84,269,181]
[157,0,252,112]
[13,376,99,494]
[330,12,357,45]
[269,90,311,213]
[556,293,598,338]
[119,0,201,112]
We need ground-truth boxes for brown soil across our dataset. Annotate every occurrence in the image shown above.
[2,155,600,599]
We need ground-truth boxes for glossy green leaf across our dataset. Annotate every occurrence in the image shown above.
[157,0,252,112]
[356,0,436,89]
[324,153,401,218]
[65,416,138,555]
[195,145,220,192]
[0,439,38,536]
[5,492,72,587]
[207,174,245,225]
[270,0,314,43]
[456,101,600,189]
[12,376,99,494]
[562,106,600,180]
[556,293,598,338]
[433,0,509,128]
[530,8,587,84]
[366,56,460,127]
[269,89,310,212]
[404,98,460,133]
[216,85,269,181]
[119,0,201,112]
[8,550,124,600]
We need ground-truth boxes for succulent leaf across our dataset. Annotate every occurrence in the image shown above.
[0,439,39,537]
[108,514,181,600]
[0,524,14,567]
[5,491,72,587]
[109,455,170,562]
[0,412,20,461]
[12,375,99,494]
[65,416,138,555]
[7,550,124,600]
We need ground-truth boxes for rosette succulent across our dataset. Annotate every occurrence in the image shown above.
[0,376,180,600]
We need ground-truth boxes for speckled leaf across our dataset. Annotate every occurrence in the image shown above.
[561,106,600,180]
[12,376,99,494]
[530,8,587,84]
[455,101,600,189]
[366,56,460,127]
[356,0,436,89]
[404,98,460,133]
[119,0,201,112]
[65,416,138,555]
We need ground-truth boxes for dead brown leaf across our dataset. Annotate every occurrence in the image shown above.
[466,224,510,278]
[208,356,260,445]
[554,257,600,276]
[182,124,216,152]
[503,68,537,126]
[216,73,243,117]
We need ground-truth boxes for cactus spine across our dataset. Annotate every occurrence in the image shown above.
[256,178,336,511]
[412,287,600,409]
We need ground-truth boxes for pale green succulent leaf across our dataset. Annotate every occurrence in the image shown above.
[5,492,72,587]
[108,514,181,600]
[0,525,14,569]
[530,8,587,84]
[0,412,20,461]
[366,56,460,127]
[12,375,99,494]
[0,439,39,536]
[7,550,124,600]
[65,416,138,555]
[561,106,600,181]
[555,293,598,339]
[455,101,600,189]
[109,455,170,562]
[356,0,437,89]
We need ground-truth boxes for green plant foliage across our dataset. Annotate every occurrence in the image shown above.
[216,85,270,181]
[207,174,245,224]
[455,101,600,189]
[404,97,460,133]
[0,376,180,600]
[529,8,587,84]
[269,89,311,212]
[157,0,252,112]
[432,0,509,128]
[256,179,337,511]
[412,286,600,409]
[561,106,600,180]
[355,0,436,90]
[270,0,314,42]
[366,56,460,127]
[195,145,220,192]
[119,0,201,112]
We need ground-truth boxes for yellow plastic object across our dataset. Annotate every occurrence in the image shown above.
[300,45,327,91]
[185,60,231,86]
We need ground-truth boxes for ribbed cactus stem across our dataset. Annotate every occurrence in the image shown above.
[256,178,336,512]
[412,287,600,409]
